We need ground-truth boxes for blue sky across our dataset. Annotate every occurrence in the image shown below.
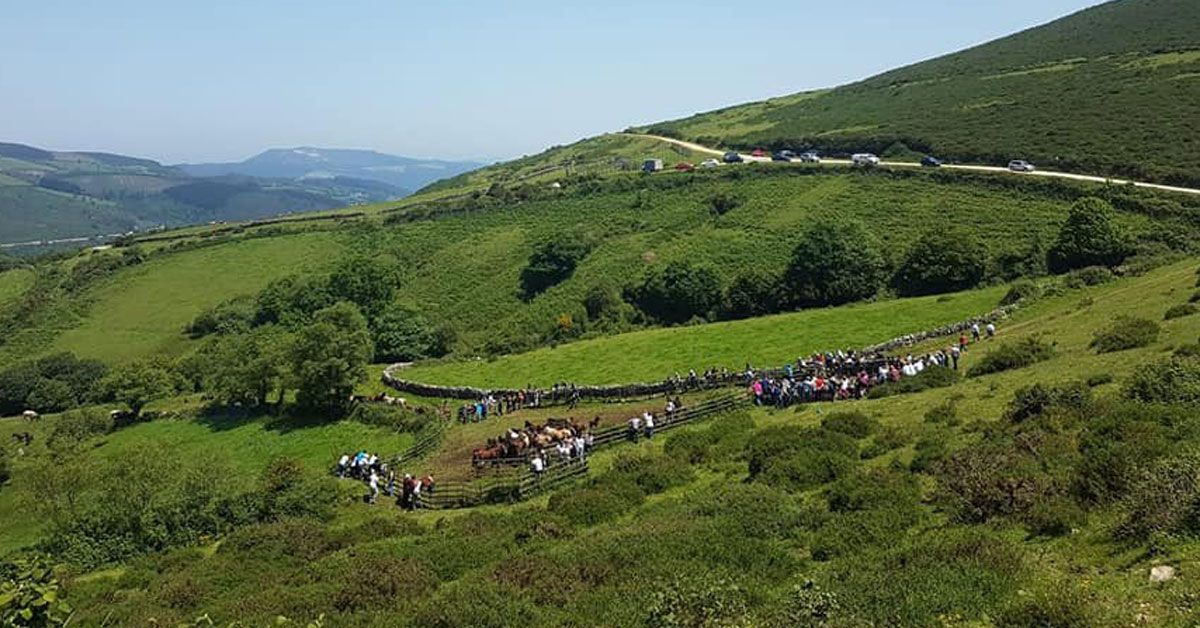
[1,0,1102,164]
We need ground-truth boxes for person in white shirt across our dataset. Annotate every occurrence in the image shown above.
[531,453,545,476]
[629,415,642,442]
[367,471,379,504]
[643,412,655,439]
[336,453,350,477]
[574,435,586,459]
[986,322,996,339]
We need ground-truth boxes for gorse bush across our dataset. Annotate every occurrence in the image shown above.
[1124,355,1200,406]
[1089,316,1160,353]
[820,411,878,439]
[1000,279,1041,306]
[748,426,859,491]
[1063,265,1115,288]
[1165,303,1198,320]
[968,336,1055,377]
[1005,381,1092,423]
[1115,452,1200,542]
[348,403,434,434]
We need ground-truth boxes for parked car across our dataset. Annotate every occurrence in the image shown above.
[772,150,796,162]
[750,148,768,158]
[700,158,721,169]
[723,151,743,163]
[675,162,695,172]
[799,151,821,163]
[642,159,664,173]
[1008,160,1035,173]
[921,156,943,167]
[851,153,881,167]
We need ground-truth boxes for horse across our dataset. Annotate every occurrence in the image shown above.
[542,426,574,442]
[21,410,38,422]
[472,444,505,466]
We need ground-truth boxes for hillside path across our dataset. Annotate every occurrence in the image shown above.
[625,133,1200,197]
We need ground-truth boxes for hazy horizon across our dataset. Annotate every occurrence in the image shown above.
[2,0,1102,164]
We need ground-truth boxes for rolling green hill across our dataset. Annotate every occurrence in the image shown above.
[634,0,1200,186]
[2,258,1197,625]
[5,165,1193,369]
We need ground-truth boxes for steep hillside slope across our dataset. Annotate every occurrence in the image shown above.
[637,0,1200,185]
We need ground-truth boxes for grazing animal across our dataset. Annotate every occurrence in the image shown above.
[22,410,39,422]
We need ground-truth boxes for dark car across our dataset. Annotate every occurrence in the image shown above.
[921,156,943,167]
[723,151,743,163]
[772,150,796,162]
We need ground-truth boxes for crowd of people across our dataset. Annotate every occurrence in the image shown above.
[335,450,435,510]
[747,322,996,408]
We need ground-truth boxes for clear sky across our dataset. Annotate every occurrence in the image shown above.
[1,0,1103,164]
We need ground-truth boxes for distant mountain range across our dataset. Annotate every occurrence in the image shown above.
[0,143,481,250]
[178,148,481,192]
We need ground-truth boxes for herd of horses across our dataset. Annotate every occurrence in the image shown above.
[471,416,601,465]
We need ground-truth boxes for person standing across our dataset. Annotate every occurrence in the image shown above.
[986,322,996,339]
[971,323,981,343]
[643,412,655,439]
[628,415,642,442]
[367,470,380,504]
[950,345,961,370]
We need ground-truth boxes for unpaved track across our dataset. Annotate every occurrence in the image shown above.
[626,133,1200,196]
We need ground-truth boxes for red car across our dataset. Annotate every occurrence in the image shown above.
[750,148,767,158]
[675,162,695,172]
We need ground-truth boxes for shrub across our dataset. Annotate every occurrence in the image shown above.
[626,261,722,324]
[1086,372,1114,387]
[1189,290,1200,304]
[820,411,878,439]
[826,467,919,514]
[47,408,114,451]
[1047,197,1133,272]
[1176,343,1200,358]
[583,285,623,322]
[609,451,694,494]
[748,426,859,491]
[892,227,988,296]
[968,336,1055,377]
[1115,452,1200,542]
[997,587,1096,628]
[923,400,959,425]
[186,296,255,338]
[1022,496,1086,537]
[1064,265,1115,287]
[1089,316,1160,353]
[707,191,742,216]
[780,219,888,308]
[1165,303,1198,320]
[290,302,373,415]
[867,366,959,398]
[548,477,644,527]
[519,234,591,299]
[1124,355,1200,406]
[664,429,719,464]
[689,483,799,540]
[1005,381,1092,423]
[645,574,750,628]
[859,426,911,459]
[1000,279,1041,306]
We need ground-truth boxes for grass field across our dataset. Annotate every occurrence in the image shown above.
[401,284,1007,388]
[47,232,343,363]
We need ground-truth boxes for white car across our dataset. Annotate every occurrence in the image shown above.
[1008,160,1035,173]
[799,151,821,163]
[700,158,720,169]
[851,153,881,167]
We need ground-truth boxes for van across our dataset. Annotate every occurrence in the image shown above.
[851,153,880,167]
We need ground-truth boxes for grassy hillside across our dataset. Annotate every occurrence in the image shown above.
[10,166,1190,369]
[417,133,707,197]
[636,0,1200,185]
[402,284,1006,387]
[3,258,1196,625]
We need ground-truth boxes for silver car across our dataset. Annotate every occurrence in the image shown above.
[1008,160,1035,173]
